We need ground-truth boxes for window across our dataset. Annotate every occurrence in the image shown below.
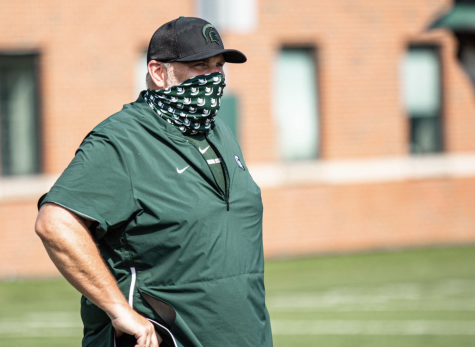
[135,50,148,97]
[274,47,319,161]
[0,54,41,176]
[456,33,475,85]
[402,45,443,154]
[196,0,257,33]
[218,94,239,138]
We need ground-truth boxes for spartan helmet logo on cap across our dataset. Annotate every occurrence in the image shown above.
[202,24,220,45]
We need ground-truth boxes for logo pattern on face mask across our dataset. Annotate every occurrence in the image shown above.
[144,72,226,135]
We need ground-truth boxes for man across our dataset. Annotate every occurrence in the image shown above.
[35,16,273,347]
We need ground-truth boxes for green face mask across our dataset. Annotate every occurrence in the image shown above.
[144,72,226,135]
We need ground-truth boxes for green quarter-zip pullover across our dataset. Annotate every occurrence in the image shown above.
[39,93,273,347]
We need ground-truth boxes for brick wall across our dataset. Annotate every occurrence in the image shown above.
[0,0,474,278]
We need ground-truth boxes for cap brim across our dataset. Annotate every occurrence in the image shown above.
[175,49,247,63]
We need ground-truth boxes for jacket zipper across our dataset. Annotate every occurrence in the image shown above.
[186,136,230,211]
[205,135,230,211]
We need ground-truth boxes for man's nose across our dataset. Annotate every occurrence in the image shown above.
[207,66,224,75]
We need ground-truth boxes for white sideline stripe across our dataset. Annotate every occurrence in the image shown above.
[271,320,475,335]
[269,303,475,312]
[0,330,82,338]
[248,153,475,187]
[0,321,82,331]
[129,267,137,308]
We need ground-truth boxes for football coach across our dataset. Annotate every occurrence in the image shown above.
[35,16,273,347]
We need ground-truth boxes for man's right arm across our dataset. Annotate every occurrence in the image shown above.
[35,202,161,347]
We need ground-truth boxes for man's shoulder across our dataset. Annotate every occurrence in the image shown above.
[75,97,156,152]
[213,117,235,139]
[92,99,146,135]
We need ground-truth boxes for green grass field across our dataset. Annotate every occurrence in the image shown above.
[1,245,475,346]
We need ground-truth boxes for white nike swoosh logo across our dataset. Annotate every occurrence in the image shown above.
[176,166,189,174]
[199,146,210,154]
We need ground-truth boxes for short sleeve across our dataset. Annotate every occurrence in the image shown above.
[40,132,139,238]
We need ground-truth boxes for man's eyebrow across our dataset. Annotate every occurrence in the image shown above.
[187,57,225,65]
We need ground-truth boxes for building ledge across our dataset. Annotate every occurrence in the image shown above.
[0,175,59,202]
[248,153,475,188]
[2,153,475,200]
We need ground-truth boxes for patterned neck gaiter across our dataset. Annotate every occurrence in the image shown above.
[144,72,226,135]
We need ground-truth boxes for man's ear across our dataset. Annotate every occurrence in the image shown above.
[148,61,167,90]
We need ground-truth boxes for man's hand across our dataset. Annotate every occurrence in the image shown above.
[112,306,163,347]
[35,203,161,347]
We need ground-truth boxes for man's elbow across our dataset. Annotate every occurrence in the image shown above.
[35,209,50,241]
[35,203,59,242]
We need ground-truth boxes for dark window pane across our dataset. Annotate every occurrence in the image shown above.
[457,34,475,85]
[410,117,443,154]
[0,54,40,176]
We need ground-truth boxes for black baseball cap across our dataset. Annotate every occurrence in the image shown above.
[147,16,247,64]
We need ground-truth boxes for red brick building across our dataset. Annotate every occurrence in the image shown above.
[0,0,474,278]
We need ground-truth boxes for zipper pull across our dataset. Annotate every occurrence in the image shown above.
[226,200,230,211]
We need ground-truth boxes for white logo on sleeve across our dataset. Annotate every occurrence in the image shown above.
[199,146,210,154]
[177,166,190,174]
